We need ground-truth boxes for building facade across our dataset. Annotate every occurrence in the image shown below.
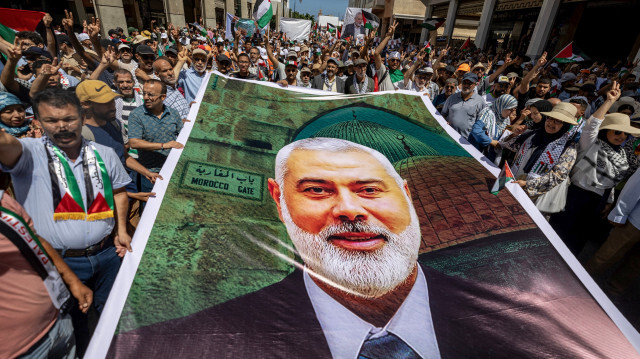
[7,0,290,36]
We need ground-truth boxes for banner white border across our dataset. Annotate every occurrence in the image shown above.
[85,73,640,357]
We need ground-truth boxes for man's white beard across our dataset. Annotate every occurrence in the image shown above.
[279,195,422,298]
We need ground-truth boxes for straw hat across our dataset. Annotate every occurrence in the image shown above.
[610,97,640,116]
[600,113,640,136]
[541,102,578,125]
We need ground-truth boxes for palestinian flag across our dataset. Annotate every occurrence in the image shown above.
[460,37,471,50]
[327,23,337,33]
[191,22,207,37]
[554,42,584,63]
[421,17,445,31]
[0,7,45,45]
[362,10,380,30]
[490,162,515,195]
[253,0,273,29]
[422,41,432,54]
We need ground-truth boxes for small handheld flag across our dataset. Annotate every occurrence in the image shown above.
[553,42,584,63]
[253,0,273,29]
[490,162,515,195]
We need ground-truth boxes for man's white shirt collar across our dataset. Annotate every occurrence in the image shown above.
[303,265,441,359]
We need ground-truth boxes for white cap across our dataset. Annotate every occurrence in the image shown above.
[77,33,90,42]
[259,47,268,60]
[160,33,168,39]
[496,60,505,66]
[294,46,300,52]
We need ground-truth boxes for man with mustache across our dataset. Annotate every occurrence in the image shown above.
[0,88,132,356]
[114,138,639,358]
[311,57,345,93]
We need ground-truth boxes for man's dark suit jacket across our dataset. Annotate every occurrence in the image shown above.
[345,75,375,94]
[341,23,366,39]
[311,74,345,93]
[109,264,639,359]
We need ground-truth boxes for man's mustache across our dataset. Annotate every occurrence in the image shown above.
[54,131,76,139]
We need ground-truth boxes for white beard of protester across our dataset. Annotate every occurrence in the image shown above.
[279,193,422,298]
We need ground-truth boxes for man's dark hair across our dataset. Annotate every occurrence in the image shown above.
[238,53,250,61]
[538,77,552,85]
[569,98,588,109]
[113,68,133,82]
[32,59,53,74]
[145,79,167,94]
[16,31,44,46]
[32,88,82,119]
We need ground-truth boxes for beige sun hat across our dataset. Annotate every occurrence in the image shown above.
[610,97,640,116]
[600,113,640,136]
[541,102,579,125]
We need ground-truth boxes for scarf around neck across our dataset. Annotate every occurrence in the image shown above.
[0,118,31,137]
[353,73,369,94]
[43,137,114,221]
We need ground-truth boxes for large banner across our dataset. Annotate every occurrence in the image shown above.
[280,18,311,41]
[89,74,640,358]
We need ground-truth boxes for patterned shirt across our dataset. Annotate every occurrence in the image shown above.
[164,85,190,119]
[128,105,183,172]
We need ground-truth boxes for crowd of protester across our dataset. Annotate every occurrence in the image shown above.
[1,9,640,358]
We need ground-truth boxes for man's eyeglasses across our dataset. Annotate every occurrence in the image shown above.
[142,93,161,99]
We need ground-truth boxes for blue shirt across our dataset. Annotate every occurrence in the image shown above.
[441,92,486,138]
[1,138,131,249]
[178,67,206,103]
[128,105,183,172]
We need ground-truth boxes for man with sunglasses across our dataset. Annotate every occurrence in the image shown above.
[345,58,374,94]
[373,21,402,92]
[433,78,459,111]
[276,61,302,88]
[133,45,158,89]
[482,76,511,107]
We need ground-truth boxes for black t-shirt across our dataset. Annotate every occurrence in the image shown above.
[86,121,137,193]
[517,87,551,112]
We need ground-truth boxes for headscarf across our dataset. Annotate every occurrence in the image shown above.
[526,100,553,130]
[0,92,30,137]
[477,94,517,140]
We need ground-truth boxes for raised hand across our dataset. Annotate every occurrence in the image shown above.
[87,16,101,39]
[43,13,53,28]
[62,10,74,32]
[40,57,61,77]
[101,46,115,65]
[607,80,621,102]
[387,21,398,37]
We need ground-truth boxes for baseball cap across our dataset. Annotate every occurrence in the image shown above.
[354,58,367,66]
[118,43,131,51]
[135,44,155,55]
[217,54,231,63]
[300,66,312,74]
[445,65,456,73]
[24,46,53,60]
[462,72,478,83]
[497,75,510,84]
[285,60,299,68]
[456,63,470,72]
[160,33,168,39]
[287,51,298,59]
[77,33,90,42]
[76,80,121,103]
[56,34,71,45]
[327,57,340,66]
[560,73,577,82]
[108,29,117,36]
[165,46,178,55]
[127,27,138,33]
[344,60,354,66]
[192,48,207,57]
[259,47,268,60]
[506,72,519,79]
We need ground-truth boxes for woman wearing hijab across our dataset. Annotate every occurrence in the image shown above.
[501,102,579,203]
[549,82,640,255]
[468,94,518,162]
[0,92,40,138]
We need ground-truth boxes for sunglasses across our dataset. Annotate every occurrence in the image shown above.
[141,55,155,61]
[614,131,629,136]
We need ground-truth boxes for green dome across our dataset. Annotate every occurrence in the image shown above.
[312,120,438,163]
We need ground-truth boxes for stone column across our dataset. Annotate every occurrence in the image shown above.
[93,0,127,37]
[203,0,217,28]
[225,0,235,16]
[72,0,88,28]
[526,0,560,57]
[419,4,433,46]
[240,0,248,18]
[443,0,458,41]
[474,0,496,50]
[165,0,186,27]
